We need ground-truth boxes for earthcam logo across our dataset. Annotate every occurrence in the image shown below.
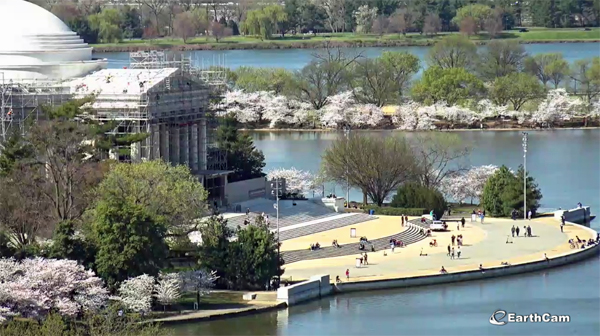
[490,310,570,325]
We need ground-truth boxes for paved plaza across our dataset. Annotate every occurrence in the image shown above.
[282,217,594,282]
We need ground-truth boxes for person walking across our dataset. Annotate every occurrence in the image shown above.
[401,216,405,226]
[527,225,532,237]
[527,210,532,220]
[516,226,520,237]
[391,242,395,253]
[480,212,485,224]
[447,244,451,256]
[451,247,455,260]
[461,217,465,228]
[345,269,350,281]
[457,246,462,259]
[363,253,368,265]
[511,225,516,237]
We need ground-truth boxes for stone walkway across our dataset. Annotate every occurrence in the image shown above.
[282,218,577,281]
[282,219,429,264]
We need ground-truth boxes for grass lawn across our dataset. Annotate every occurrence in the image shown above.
[92,28,600,50]
[448,202,481,215]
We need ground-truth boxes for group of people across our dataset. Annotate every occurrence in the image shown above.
[511,225,533,237]
[390,238,404,248]
[570,235,599,249]
[400,215,409,226]
[450,234,464,246]
[447,245,462,259]
[309,242,321,250]
[332,239,341,248]
[471,210,485,223]
[242,209,270,226]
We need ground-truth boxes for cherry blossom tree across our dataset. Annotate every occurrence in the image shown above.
[530,89,585,126]
[117,274,155,313]
[391,102,437,130]
[0,258,108,321]
[179,269,218,309]
[440,165,499,204]
[154,272,181,310]
[267,168,319,197]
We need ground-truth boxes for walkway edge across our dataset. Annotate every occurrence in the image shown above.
[150,302,287,326]
[332,221,598,294]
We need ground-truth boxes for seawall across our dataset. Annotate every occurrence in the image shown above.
[555,206,592,225]
[281,221,598,305]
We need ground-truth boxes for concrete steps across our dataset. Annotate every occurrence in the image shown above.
[282,220,428,264]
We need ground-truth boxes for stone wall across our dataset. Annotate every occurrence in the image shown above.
[554,206,592,225]
[225,177,269,205]
[277,274,331,306]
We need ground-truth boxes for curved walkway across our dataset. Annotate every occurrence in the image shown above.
[282,219,428,264]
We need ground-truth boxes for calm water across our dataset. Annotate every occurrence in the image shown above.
[95,42,600,70]
[169,130,600,336]
[252,130,600,213]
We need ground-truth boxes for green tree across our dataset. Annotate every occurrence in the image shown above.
[233,67,295,95]
[491,73,545,110]
[482,165,542,217]
[93,160,209,238]
[216,116,266,183]
[411,66,486,105]
[92,201,168,289]
[299,3,327,34]
[500,166,543,217]
[0,131,33,177]
[321,133,416,206]
[350,51,420,106]
[197,215,234,286]
[477,40,527,81]
[391,182,447,220]
[227,219,283,290]
[120,5,143,39]
[481,165,515,217]
[291,47,359,109]
[242,5,287,39]
[48,221,97,270]
[524,53,569,88]
[427,35,478,70]
[452,3,493,33]
[88,8,123,43]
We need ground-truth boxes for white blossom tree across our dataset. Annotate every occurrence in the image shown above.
[530,89,585,126]
[0,258,108,321]
[440,165,499,204]
[267,168,319,197]
[179,269,218,309]
[320,92,384,128]
[391,101,438,130]
[117,274,155,313]
[154,272,181,310]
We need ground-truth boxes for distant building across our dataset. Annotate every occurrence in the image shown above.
[0,0,229,204]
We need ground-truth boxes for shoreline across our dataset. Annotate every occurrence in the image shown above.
[242,126,600,133]
[92,39,600,53]
[156,218,598,325]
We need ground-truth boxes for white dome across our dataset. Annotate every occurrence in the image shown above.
[0,0,106,81]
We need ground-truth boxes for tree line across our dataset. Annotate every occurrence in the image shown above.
[0,98,277,328]
[35,0,600,44]
[222,38,600,112]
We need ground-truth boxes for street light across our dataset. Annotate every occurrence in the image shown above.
[271,178,283,285]
[522,132,528,220]
[344,126,350,208]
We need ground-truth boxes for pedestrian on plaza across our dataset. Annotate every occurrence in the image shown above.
[527,225,532,237]
[528,210,532,220]
[457,224,460,231]
[401,216,405,226]
[515,226,520,237]
[345,269,349,281]
[457,246,461,259]
[511,225,516,237]
[363,253,368,265]
[447,244,451,256]
[451,235,456,246]
[451,247,455,259]
[480,212,485,224]
[391,242,395,253]
[461,217,465,228]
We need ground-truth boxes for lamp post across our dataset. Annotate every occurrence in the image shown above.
[522,132,528,220]
[344,126,350,208]
[272,178,282,286]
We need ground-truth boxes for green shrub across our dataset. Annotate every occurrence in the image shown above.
[363,206,426,216]
[391,183,447,219]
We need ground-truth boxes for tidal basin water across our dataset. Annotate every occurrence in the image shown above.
[96,42,600,70]
[169,129,600,336]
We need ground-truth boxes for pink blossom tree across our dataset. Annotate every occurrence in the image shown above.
[267,168,319,197]
[0,258,108,321]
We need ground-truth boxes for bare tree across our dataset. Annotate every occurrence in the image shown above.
[173,11,198,42]
[51,1,80,22]
[460,16,477,37]
[388,8,414,35]
[292,45,362,109]
[137,0,168,36]
[165,2,183,36]
[233,0,255,22]
[209,21,232,42]
[410,133,471,189]
[77,0,102,16]
[423,13,441,36]
[371,15,390,36]
[143,22,160,40]
[485,10,504,39]
[321,134,417,206]
[322,0,347,33]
